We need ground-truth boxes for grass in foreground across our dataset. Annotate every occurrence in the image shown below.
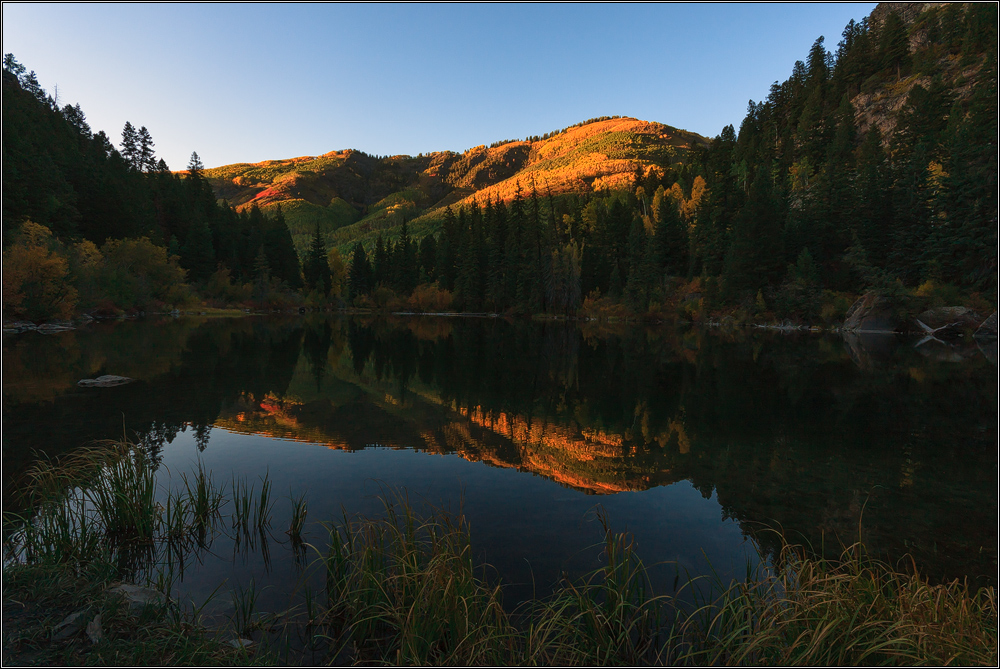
[3,441,997,666]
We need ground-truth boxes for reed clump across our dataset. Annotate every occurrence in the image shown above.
[313,489,516,665]
[3,441,996,666]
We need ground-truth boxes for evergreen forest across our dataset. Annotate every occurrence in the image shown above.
[3,3,997,324]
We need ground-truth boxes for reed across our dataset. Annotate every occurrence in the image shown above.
[287,490,308,542]
[5,445,996,667]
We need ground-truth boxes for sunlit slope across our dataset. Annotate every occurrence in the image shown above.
[199,117,710,255]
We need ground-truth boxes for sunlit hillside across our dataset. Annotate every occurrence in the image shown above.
[196,117,710,256]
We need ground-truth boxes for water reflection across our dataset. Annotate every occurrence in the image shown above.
[3,315,997,593]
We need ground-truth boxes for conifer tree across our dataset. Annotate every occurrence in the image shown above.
[180,219,216,282]
[303,225,332,296]
[121,122,139,171]
[137,126,156,172]
[348,242,372,299]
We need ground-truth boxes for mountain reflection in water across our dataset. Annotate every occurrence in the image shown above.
[3,314,996,593]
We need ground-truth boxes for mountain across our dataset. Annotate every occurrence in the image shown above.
[199,117,710,255]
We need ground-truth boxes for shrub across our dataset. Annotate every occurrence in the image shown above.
[405,283,454,312]
[2,221,78,321]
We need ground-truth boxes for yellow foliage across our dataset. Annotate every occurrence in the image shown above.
[2,221,77,321]
[328,247,347,298]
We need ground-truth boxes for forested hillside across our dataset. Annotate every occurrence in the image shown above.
[3,2,996,323]
[340,1,997,319]
[2,55,306,320]
[200,117,709,257]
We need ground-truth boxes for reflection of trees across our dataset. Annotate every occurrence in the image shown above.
[5,316,995,587]
[343,319,996,586]
[3,316,305,507]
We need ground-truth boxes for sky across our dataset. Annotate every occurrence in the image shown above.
[3,3,877,171]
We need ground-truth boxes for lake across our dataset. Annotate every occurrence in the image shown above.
[3,314,996,624]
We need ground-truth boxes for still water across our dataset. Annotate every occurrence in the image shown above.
[3,315,996,620]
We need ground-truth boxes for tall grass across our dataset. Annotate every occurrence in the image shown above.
[4,443,996,666]
[312,489,515,665]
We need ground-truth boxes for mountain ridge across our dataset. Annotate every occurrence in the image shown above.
[197,116,711,255]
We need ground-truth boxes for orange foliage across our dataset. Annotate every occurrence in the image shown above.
[2,221,77,321]
[404,283,454,312]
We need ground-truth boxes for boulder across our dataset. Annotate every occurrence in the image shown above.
[107,583,168,615]
[86,614,104,644]
[917,307,983,331]
[52,609,88,641]
[975,311,998,340]
[78,375,135,388]
[843,293,900,333]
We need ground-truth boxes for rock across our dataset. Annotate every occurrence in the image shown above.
[230,638,254,649]
[3,321,38,334]
[975,311,998,340]
[914,306,981,339]
[36,322,76,334]
[107,583,168,614]
[52,609,88,641]
[843,293,900,333]
[77,375,135,388]
[86,614,103,644]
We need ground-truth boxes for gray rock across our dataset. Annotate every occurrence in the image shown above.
[975,311,998,340]
[4,321,38,334]
[77,375,135,388]
[86,614,104,644]
[917,306,981,329]
[914,307,981,340]
[843,293,900,333]
[36,322,76,333]
[107,583,168,614]
[230,638,254,649]
[52,609,88,641]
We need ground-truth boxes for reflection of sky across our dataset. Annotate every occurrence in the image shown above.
[158,426,757,620]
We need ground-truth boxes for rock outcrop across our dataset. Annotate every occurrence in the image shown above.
[843,293,901,333]
[974,312,998,340]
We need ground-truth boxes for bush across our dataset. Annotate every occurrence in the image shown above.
[2,221,78,321]
[405,283,454,312]
[914,280,962,307]
[204,265,252,306]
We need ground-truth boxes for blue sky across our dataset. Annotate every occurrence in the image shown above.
[3,3,876,170]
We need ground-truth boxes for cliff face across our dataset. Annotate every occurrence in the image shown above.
[851,2,986,142]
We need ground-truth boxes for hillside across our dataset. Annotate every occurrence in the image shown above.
[199,117,710,255]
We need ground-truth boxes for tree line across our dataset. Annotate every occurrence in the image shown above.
[346,3,996,319]
[3,54,312,320]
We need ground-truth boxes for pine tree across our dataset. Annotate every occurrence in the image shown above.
[398,220,418,294]
[262,205,302,289]
[348,242,372,299]
[121,122,139,171]
[180,219,216,282]
[303,225,332,295]
[137,126,156,172]
[188,151,204,176]
[418,234,437,283]
[373,234,388,287]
